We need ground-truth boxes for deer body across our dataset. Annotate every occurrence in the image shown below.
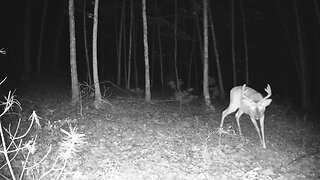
[220,84,272,148]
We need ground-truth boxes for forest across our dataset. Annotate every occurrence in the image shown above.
[0,0,319,179]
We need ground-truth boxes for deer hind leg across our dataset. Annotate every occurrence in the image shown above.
[220,106,238,129]
[235,109,244,136]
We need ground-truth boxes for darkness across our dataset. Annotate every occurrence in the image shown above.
[0,0,319,115]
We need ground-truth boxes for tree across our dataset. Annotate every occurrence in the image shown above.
[208,1,225,100]
[240,0,249,84]
[83,0,92,85]
[203,0,211,107]
[142,0,151,102]
[68,0,80,104]
[231,0,237,86]
[36,0,48,78]
[92,0,102,109]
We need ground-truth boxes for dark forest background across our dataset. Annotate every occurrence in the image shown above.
[0,0,319,118]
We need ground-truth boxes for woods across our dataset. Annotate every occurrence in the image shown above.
[0,0,319,114]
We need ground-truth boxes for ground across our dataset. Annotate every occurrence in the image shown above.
[0,80,319,180]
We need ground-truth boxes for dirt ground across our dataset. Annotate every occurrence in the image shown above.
[1,80,319,180]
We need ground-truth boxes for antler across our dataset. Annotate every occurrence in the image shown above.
[260,84,272,102]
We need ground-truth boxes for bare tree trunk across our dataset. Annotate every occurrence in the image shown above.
[231,0,237,86]
[117,0,125,86]
[126,0,134,90]
[240,0,249,84]
[133,21,139,88]
[203,0,211,106]
[83,0,92,85]
[22,0,32,83]
[151,32,155,88]
[92,0,102,108]
[174,0,180,92]
[313,0,320,106]
[155,0,164,90]
[208,1,225,100]
[69,0,80,104]
[142,0,151,102]
[36,0,48,78]
[293,0,310,112]
[123,12,127,87]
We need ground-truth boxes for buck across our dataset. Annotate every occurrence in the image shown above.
[220,84,272,148]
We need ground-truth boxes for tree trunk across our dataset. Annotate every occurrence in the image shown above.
[36,0,48,78]
[208,1,225,100]
[92,0,102,109]
[174,0,180,92]
[293,0,310,112]
[231,0,237,86]
[68,0,80,104]
[240,0,249,84]
[155,0,164,90]
[83,0,92,85]
[142,0,151,102]
[126,0,134,90]
[203,0,211,106]
[117,0,125,86]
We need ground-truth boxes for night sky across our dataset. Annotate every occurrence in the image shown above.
[0,0,319,113]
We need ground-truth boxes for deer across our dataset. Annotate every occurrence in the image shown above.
[219,84,272,149]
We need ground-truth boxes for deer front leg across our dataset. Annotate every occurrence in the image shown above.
[249,117,264,148]
[260,115,266,148]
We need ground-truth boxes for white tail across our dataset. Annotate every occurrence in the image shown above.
[220,84,272,148]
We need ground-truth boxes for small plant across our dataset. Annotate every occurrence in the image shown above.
[0,78,86,179]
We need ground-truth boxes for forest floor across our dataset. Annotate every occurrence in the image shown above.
[1,79,320,180]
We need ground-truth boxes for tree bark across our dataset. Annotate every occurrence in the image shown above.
[142,0,151,102]
[208,1,225,100]
[36,0,48,78]
[68,0,80,104]
[83,0,92,85]
[92,0,102,109]
[203,0,211,106]
[231,0,237,86]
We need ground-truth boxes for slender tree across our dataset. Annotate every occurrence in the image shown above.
[83,0,92,85]
[203,0,211,106]
[36,0,48,78]
[174,0,180,92]
[231,0,237,86]
[68,0,80,104]
[142,0,151,102]
[293,0,310,112]
[155,0,164,89]
[92,0,102,108]
[208,1,225,100]
[117,0,125,86]
[126,0,134,90]
[240,0,249,84]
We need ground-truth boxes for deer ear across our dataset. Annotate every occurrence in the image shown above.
[260,99,272,107]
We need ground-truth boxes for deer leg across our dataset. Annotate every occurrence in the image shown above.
[235,110,244,136]
[220,107,238,129]
[260,115,266,148]
[249,117,263,147]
